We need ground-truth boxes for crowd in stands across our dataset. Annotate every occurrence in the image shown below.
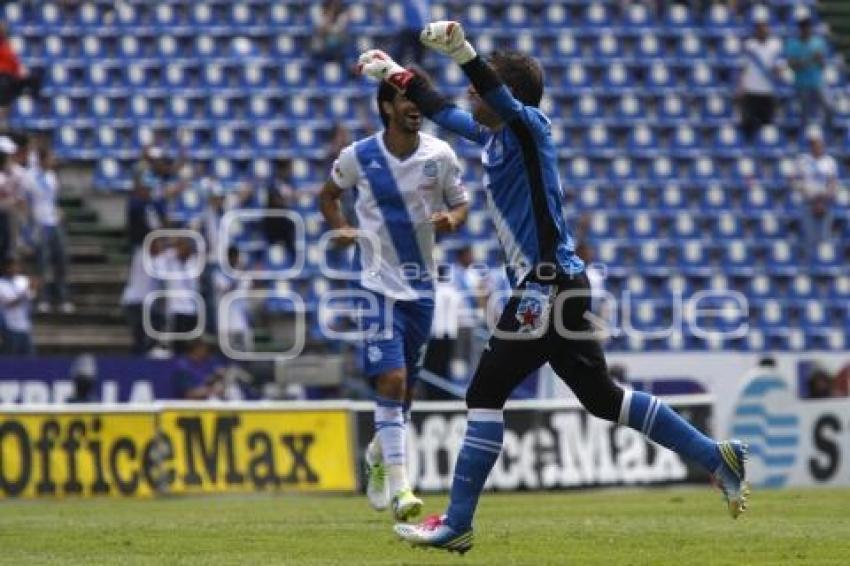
[0,130,72,355]
[0,1,846,395]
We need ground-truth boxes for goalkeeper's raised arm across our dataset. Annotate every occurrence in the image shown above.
[357,47,486,144]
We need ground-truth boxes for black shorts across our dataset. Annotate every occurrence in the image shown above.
[466,272,622,420]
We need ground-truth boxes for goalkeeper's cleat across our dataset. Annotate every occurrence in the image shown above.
[712,440,750,519]
[364,448,389,511]
[391,488,423,522]
[394,514,473,555]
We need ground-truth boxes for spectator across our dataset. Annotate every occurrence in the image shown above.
[189,176,251,335]
[785,8,831,127]
[66,353,100,403]
[833,364,850,398]
[396,0,429,65]
[156,237,202,354]
[424,265,462,390]
[0,255,36,355]
[171,337,226,400]
[577,241,606,318]
[451,246,483,371]
[311,0,349,64]
[0,137,18,261]
[262,159,297,262]
[482,262,511,331]
[29,146,73,314]
[807,366,833,399]
[213,246,254,353]
[121,237,164,355]
[794,130,837,257]
[127,179,164,250]
[7,132,36,258]
[123,177,168,355]
[133,143,187,218]
[0,23,42,110]
[737,9,784,141]
[192,177,251,262]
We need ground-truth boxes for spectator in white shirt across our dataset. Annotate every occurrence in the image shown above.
[794,131,838,257]
[8,133,37,251]
[737,10,784,141]
[424,265,463,389]
[29,146,73,313]
[213,246,253,353]
[155,237,203,354]
[121,237,165,355]
[0,134,25,261]
[451,246,485,368]
[0,255,36,355]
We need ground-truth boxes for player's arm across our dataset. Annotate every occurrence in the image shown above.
[356,50,488,144]
[431,202,469,234]
[406,78,488,145]
[318,179,357,246]
[421,21,524,124]
[431,149,470,233]
[318,145,360,246]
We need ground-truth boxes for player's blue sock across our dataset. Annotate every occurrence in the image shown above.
[619,390,720,472]
[445,409,504,531]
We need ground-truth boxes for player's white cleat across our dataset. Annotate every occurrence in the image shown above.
[364,448,389,511]
[394,514,473,554]
[712,440,750,519]
[391,488,423,522]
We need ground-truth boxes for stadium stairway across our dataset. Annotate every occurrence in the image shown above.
[31,194,131,354]
[820,0,850,61]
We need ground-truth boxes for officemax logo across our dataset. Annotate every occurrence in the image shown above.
[0,412,348,498]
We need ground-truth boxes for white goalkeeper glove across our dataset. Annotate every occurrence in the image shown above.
[420,21,477,65]
[356,49,414,90]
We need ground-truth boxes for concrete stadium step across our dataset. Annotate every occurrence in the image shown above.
[67,264,128,284]
[33,305,126,326]
[65,222,127,240]
[33,323,132,354]
[68,277,125,296]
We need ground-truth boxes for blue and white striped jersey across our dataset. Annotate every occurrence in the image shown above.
[331,131,468,300]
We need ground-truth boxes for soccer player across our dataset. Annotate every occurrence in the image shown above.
[357,22,749,554]
[318,75,470,521]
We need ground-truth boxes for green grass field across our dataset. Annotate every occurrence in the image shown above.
[1,487,849,565]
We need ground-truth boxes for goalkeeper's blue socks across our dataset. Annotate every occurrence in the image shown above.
[445,409,504,531]
[619,390,720,472]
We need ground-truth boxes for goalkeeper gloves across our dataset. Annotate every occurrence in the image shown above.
[420,21,477,65]
[356,49,414,90]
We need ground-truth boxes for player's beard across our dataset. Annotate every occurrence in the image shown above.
[398,110,422,133]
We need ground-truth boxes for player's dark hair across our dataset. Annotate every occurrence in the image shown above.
[376,66,433,128]
[376,81,395,128]
[9,131,29,151]
[488,50,544,107]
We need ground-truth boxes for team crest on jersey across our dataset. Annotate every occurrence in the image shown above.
[367,345,383,363]
[422,159,438,178]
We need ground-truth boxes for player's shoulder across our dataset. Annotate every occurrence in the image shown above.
[336,134,378,167]
[418,132,459,160]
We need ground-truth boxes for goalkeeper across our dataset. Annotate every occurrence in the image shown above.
[357,22,750,554]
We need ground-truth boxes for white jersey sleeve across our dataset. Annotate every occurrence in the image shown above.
[330,144,360,190]
[439,145,468,208]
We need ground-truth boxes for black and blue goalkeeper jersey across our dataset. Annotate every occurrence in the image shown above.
[407,57,584,287]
